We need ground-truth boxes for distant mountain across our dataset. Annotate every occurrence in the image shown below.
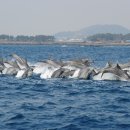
[79,24,130,35]
[55,24,130,40]
[55,31,76,40]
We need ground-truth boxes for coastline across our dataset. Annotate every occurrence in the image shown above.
[0,41,130,46]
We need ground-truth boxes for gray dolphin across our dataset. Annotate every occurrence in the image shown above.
[93,63,130,81]
[119,62,130,70]
[0,58,4,71]
[12,54,33,78]
[63,58,91,68]
[45,59,62,68]
[4,60,20,69]
[12,54,29,69]
[61,70,75,78]
[0,63,4,72]
[4,67,18,75]
[51,68,65,78]
[16,68,33,79]
[101,64,130,80]
[78,67,94,79]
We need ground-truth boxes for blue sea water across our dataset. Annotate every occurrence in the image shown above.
[0,44,130,130]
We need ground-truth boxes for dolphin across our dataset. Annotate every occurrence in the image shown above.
[45,59,62,68]
[16,68,33,79]
[1,60,19,75]
[62,65,78,71]
[51,68,74,78]
[119,62,130,69]
[70,68,81,78]
[51,68,66,78]
[63,58,91,68]
[78,67,94,79]
[0,63,4,73]
[3,67,18,75]
[33,61,59,75]
[3,60,20,69]
[63,61,84,68]
[15,68,33,79]
[40,67,59,79]
[12,54,29,69]
[102,64,130,80]
[93,64,130,81]
[60,69,75,78]
[118,62,130,75]
[11,54,33,78]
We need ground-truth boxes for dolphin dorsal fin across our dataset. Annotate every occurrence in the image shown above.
[114,63,122,70]
[105,61,112,68]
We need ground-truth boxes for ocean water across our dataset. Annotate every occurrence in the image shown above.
[0,44,130,130]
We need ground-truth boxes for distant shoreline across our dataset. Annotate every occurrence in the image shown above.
[0,41,130,46]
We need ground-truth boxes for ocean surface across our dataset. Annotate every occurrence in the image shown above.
[0,44,130,130]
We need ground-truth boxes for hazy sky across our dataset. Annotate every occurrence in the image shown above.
[0,0,130,35]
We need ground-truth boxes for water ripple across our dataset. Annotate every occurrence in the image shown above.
[0,45,130,129]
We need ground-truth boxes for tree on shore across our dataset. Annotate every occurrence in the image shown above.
[87,33,130,42]
[0,34,55,42]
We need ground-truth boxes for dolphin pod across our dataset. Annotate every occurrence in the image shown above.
[1,54,130,82]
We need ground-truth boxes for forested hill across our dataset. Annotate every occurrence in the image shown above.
[87,33,130,42]
[0,35,55,43]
